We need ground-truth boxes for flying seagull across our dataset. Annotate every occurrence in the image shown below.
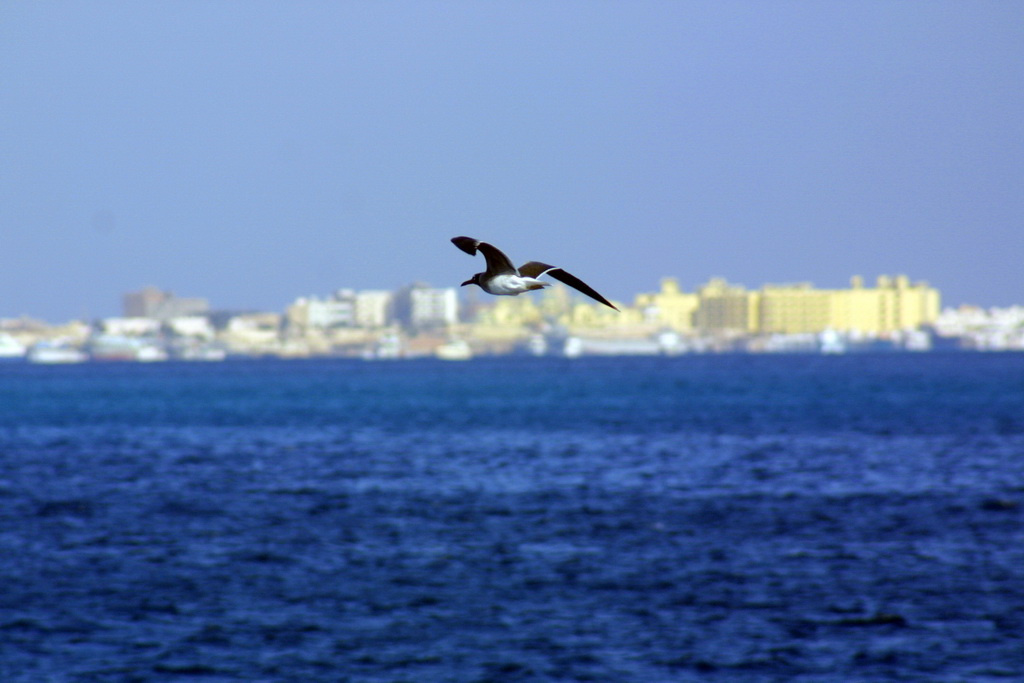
[451,236,619,311]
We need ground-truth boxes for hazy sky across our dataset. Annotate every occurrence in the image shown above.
[3,2,1022,321]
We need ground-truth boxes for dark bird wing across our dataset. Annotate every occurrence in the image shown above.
[451,236,516,276]
[518,261,619,311]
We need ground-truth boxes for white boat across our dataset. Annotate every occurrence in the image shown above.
[435,339,472,360]
[28,342,88,364]
[819,329,847,354]
[562,335,661,357]
[0,333,27,359]
[90,335,168,362]
[363,334,403,360]
[177,345,227,361]
[526,334,548,356]
[136,345,170,362]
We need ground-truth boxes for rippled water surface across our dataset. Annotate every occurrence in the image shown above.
[1,354,1023,681]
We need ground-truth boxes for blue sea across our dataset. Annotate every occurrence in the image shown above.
[1,354,1023,682]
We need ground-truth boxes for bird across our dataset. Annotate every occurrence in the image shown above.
[451,236,619,311]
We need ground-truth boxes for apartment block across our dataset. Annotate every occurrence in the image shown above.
[759,283,835,334]
[123,286,208,320]
[287,292,356,330]
[832,275,940,334]
[393,284,458,329]
[633,274,940,336]
[694,278,760,333]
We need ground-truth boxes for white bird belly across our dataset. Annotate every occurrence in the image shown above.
[482,274,549,296]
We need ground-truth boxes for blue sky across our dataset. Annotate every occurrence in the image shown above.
[2,2,1022,321]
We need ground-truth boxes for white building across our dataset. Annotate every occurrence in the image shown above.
[354,290,393,328]
[287,292,355,330]
[409,286,458,328]
[287,289,395,330]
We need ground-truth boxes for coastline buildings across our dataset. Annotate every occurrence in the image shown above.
[6,272,1024,361]
[475,274,942,355]
[636,274,940,337]
[934,305,1024,351]
[286,289,395,332]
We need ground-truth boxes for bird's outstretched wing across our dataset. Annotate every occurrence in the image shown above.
[451,236,516,276]
[519,261,619,311]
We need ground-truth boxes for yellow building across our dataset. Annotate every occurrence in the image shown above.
[561,300,643,331]
[475,296,543,327]
[468,296,543,343]
[694,278,760,333]
[758,283,835,334]
[537,286,574,318]
[634,278,699,331]
[682,274,940,336]
[832,275,940,334]
[758,275,939,335]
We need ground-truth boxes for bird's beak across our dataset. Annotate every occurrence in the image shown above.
[461,279,473,287]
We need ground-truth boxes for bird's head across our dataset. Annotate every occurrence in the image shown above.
[461,273,481,288]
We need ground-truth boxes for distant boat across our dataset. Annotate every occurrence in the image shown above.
[177,345,227,362]
[436,339,472,361]
[562,335,662,357]
[526,334,548,356]
[819,329,847,354]
[0,333,27,359]
[135,345,170,362]
[90,335,168,362]
[363,334,403,360]
[28,341,88,364]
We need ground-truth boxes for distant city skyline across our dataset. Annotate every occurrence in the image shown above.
[0,270,957,361]
[0,269,961,327]
[0,268,1011,325]
[2,3,1022,322]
